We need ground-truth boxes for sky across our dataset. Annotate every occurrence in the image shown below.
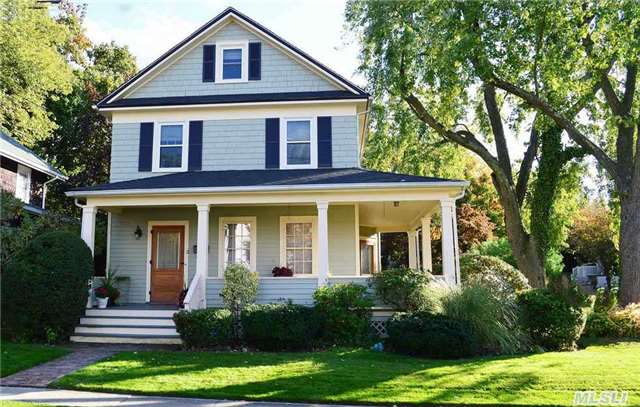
[81,0,363,86]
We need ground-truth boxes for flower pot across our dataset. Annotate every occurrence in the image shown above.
[97,297,109,309]
[86,289,93,309]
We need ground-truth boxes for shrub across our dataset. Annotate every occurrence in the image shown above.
[594,287,618,313]
[371,267,436,311]
[242,303,323,350]
[583,303,640,338]
[386,312,478,358]
[469,237,517,267]
[459,254,530,296]
[220,263,258,339]
[517,289,585,350]
[1,231,93,342]
[173,308,234,349]
[313,283,373,346]
[441,282,528,355]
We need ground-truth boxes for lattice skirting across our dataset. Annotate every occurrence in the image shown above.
[371,319,388,337]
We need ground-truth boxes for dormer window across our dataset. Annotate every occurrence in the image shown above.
[280,118,317,169]
[216,41,248,83]
[153,122,188,172]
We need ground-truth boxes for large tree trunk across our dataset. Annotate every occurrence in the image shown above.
[619,161,640,305]
[492,174,546,288]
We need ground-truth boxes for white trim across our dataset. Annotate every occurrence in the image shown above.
[106,212,112,272]
[216,41,249,83]
[354,203,360,276]
[102,11,363,105]
[206,276,319,280]
[15,164,32,203]
[145,220,190,303]
[280,117,317,169]
[279,215,318,276]
[152,122,189,173]
[217,216,257,275]
[68,181,469,197]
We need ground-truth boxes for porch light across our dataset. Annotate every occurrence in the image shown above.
[393,201,400,207]
[134,225,143,240]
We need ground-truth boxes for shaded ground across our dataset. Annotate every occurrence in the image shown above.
[52,341,640,406]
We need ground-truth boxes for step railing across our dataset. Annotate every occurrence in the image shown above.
[183,272,206,310]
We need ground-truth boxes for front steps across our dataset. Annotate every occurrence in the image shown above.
[71,307,182,345]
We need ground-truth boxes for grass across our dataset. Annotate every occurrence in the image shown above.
[1,342,70,378]
[53,341,640,406]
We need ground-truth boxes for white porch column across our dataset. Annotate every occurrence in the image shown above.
[441,199,460,286]
[80,206,97,255]
[317,201,329,287]
[421,216,433,272]
[196,204,210,307]
[407,230,418,269]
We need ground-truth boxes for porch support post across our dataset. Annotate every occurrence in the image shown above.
[80,205,97,255]
[440,199,460,286]
[407,230,418,269]
[421,216,432,272]
[196,204,210,307]
[317,201,329,287]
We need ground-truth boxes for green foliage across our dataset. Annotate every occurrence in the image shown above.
[442,283,529,355]
[97,269,129,306]
[371,267,436,312]
[386,312,478,359]
[220,264,258,311]
[241,303,323,351]
[313,283,373,346]
[469,238,517,267]
[594,287,618,313]
[583,303,640,339]
[517,289,585,351]
[567,204,619,276]
[1,231,93,342]
[459,254,530,296]
[173,309,234,350]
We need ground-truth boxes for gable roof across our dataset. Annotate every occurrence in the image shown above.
[97,7,368,109]
[0,130,66,179]
[67,168,467,197]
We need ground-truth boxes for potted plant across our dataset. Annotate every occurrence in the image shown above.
[272,266,293,277]
[98,269,129,306]
[95,287,109,309]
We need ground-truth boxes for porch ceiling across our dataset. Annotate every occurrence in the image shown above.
[359,201,438,231]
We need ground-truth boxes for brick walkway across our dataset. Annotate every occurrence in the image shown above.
[1,346,117,388]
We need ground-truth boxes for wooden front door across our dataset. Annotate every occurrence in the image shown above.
[150,225,185,304]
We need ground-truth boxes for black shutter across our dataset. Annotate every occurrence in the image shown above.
[265,118,279,169]
[249,42,261,80]
[188,121,203,171]
[317,116,332,168]
[138,122,154,172]
[203,45,215,82]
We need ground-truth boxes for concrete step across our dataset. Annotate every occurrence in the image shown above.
[70,333,182,345]
[80,317,175,327]
[74,325,178,336]
[85,308,178,318]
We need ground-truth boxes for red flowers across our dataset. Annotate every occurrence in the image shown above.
[272,266,293,277]
[95,287,109,298]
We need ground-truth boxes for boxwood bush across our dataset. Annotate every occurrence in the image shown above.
[386,312,478,358]
[460,254,530,296]
[371,267,438,312]
[517,289,585,350]
[242,303,323,350]
[1,231,93,343]
[313,283,373,346]
[173,308,234,349]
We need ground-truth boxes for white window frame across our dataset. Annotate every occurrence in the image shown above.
[216,41,248,83]
[15,164,31,203]
[279,117,317,169]
[279,216,318,276]
[218,216,257,275]
[152,121,188,172]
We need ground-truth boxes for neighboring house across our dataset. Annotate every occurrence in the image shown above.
[1,130,66,214]
[66,8,467,344]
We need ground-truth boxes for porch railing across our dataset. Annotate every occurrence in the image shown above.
[183,272,206,310]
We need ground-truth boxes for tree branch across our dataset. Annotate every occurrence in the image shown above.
[483,85,513,181]
[516,121,539,206]
[601,73,623,115]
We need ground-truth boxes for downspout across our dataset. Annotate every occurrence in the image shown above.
[357,97,372,166]
[42,176,63,210]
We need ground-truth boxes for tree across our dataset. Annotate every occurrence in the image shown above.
[568,203,619,277]
[0,0,78,146]
[346,1,585,287]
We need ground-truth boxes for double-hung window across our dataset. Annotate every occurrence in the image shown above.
[280,118,317,169]
[218,217,257,273]
[153,122,187,172]
[222,49,242,80]
[280,216,317,275]
[216,42,248,83]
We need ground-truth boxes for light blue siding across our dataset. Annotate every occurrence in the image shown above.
[128,22,339,99]
[109,116,358,182]
[206,278,317,307]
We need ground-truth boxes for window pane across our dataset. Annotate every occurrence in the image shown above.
[285,222,313,274]
[286,121,311,142]
[160,125,183,145]
[223,48,242,80]
[157,231,180,268]
[287,143,310,165]
[159,146,182,168]
[224,222,252,268]
[223,48,242,63]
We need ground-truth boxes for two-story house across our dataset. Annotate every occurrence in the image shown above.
[67,8,467,344]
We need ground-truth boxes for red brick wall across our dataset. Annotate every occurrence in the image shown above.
[0,166,16,194]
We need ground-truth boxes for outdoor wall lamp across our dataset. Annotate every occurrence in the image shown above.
[134,225,143,240]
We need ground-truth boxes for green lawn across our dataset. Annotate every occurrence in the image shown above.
[52,341,639,406]
[1,342,70,378]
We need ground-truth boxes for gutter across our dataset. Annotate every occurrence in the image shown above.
[41,175,65,210]
[65,180,470,198]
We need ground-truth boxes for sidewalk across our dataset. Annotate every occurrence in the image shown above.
[0,386,366,407]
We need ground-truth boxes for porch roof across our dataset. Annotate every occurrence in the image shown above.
[67,168,467,197]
